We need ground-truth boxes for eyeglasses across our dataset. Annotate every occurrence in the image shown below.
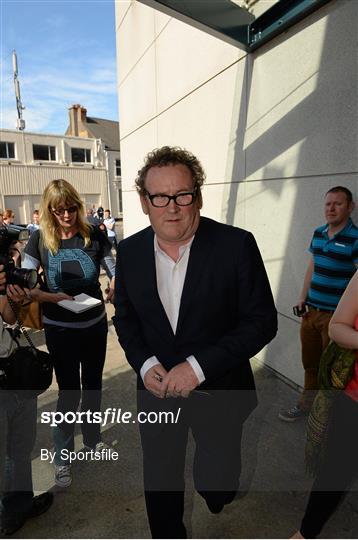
[52,205,78,216]
[145,187,198,208]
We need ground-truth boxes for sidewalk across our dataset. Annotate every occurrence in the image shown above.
[8,294,358,539]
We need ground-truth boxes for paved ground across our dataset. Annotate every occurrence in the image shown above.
[3,268,357,539]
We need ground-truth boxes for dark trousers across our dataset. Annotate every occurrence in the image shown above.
[300,393,358,538]
[44,317,108,464]
[138,389,245,538]
[0,392,37,519]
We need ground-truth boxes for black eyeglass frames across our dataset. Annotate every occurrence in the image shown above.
[145,187,198,208]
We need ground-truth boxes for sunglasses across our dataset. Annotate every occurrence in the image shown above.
[52,205,78,216]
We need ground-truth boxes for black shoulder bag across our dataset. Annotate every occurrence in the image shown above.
[0,299,53,398]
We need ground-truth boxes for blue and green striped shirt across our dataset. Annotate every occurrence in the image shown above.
[307,218,358,311]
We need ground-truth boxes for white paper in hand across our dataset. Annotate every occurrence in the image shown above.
[58,293,102,313]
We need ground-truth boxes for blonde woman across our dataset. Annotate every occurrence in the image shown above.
[292,271,358,538]
[22,180,115,488]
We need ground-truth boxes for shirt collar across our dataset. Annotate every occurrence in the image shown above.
[154,234,194,259]
[323,217,353,237]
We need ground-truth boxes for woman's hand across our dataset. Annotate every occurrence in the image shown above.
[53,292,74,303]
[24,288,73,304]
[6,284,26,304]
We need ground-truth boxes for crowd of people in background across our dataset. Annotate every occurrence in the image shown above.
[85,206,118,250]
[1,204,118,248]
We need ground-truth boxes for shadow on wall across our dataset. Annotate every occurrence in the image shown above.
[220,0,358,386]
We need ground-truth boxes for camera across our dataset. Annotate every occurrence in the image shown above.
[293,304,308,317]
[0,225,38,293]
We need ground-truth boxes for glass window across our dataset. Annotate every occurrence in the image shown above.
[33,144,56,161]
[71,147,91,163]
[0,142,15,159]
[115,159,121,177]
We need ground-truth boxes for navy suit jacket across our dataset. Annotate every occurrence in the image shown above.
[113,217,277,417]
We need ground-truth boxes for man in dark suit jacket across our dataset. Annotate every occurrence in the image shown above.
[113,146,277,538]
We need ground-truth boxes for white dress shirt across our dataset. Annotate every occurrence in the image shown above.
[140,235,205,384]
[103,217,116,238]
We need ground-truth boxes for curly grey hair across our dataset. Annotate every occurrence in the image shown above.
[135,146,206,196]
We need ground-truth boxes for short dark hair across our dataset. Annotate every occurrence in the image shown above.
[135,146,206,196]
[325,186,353,203]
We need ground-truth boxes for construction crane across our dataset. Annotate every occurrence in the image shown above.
[12,50,26,130]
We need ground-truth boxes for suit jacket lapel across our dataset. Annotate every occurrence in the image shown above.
[140,228,175,338]
[176,218,213,336]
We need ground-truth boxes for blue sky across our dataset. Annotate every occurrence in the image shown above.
[1,0,118,134]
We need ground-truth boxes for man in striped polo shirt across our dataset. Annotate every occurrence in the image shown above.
[280,186,358,421]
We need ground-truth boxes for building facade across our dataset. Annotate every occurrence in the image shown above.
[0,128,110,224]
[115,0,358,386]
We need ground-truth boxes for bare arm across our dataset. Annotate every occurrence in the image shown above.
[329,271,358,349]
[298,255,314,305]
[25,288,73,304]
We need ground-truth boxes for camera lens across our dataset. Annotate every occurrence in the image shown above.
[10,268,38,289]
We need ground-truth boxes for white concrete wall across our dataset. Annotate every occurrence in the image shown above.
[115,0,358,386]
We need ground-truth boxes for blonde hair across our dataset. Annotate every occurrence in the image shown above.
[39,179,91,254]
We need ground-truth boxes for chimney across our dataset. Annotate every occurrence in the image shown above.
[79,105,87,123]
[68,104,87,136]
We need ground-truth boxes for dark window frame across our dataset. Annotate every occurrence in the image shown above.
[71,147,92,164]
[0,141,15,159]
[33,144,57,162]
[115,159,121,177]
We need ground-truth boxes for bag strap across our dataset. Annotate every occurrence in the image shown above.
[7,296,37,351]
